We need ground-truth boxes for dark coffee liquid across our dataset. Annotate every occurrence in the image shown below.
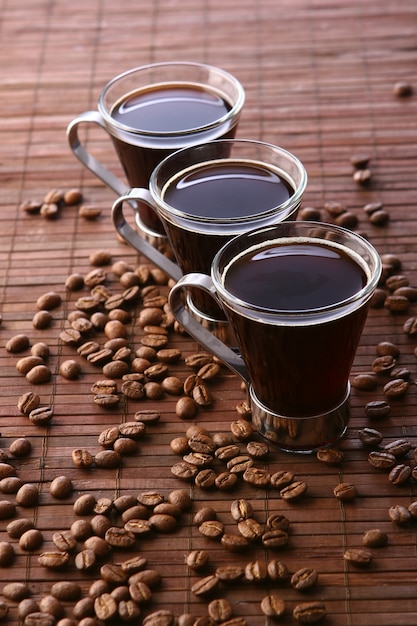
[161,161,295,318]
[164,162,293,218]
[110,84,235,233]
[223,240,369,416]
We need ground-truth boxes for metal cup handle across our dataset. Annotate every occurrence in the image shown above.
[67,111,129,197]
[112,189,183,282]
[169,273,250,384]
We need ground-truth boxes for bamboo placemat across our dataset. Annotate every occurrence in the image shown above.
[1,0,417,624]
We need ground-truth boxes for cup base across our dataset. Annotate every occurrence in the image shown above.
[250,385,350,454]
[186,295,238,347]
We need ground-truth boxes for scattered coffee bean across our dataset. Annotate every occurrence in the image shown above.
[362,528,388,548]
[389,504,412,525]
[334,482,358,501]
[293,601,327,623]
[291,567,318,590]
[344,548,372,566]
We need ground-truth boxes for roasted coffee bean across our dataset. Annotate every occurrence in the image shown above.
[199,520,224,539]
[162,376,184,395]
[105,526,136,548]
[138,490,165,507]
[291,567,318,590]
[231,499,253,522]
[32,309,52,329]
[128,569,161,588]
[343,548,372,566]
[365,400,391,419]
[18,599,39,620]
[368,451,396,470]
[124,519,152,536]
[403,316,417,336]
[358,427,383,447]
[16,483,39,507]
[95,450,122,468]
[230,419,253,441]
[121,555,148,575]
[19,528,44,551]
[16,356,43,375]
[270,471,294,489]
[293,601,327,624]
[72,449,94,469]
[193,507,217,526]
[362,528,388,548]
[0,540,14,566]
[128,580,152,604]
[3,582,30,601]
[334,482,358,501]
[134,409,161,424]
[119,421,146,439]
[94,593,118,621]
[280,480,307,501]
[351,373,378,391]
[389,504,412,525]
[192,384,213,406]
[372,355,396,373]
[316,447,344,465]
[267,559,290,581]
[246,440,269,459]
[23,612,56,625]
[215,444,240,461]
[215,471,238,491]
[176,397,198,420]
[73,493,96,515]
[17,392,41,415]
[260,594,285,619]
[70,519,92,539]
[0,476,23,493]
[191,574,220,597]
[383,378,409,398]
[266,514,290,532]
[215,565,245,582]
[36,290,62,310]
[244,559,268,582]
[74,548,97,571]
[171,461,199,481]
[6,333,30,353]
[29,405,53,426]
[262,529,289,549]
[0,463,15,480]
[168,488,192,511]
[149,513,177,533]
[38,551,70,569]
[99,562,127,585]
[9,437,31,458]
[388,463,412,485]
[208,598,233,623]
[7,518,33,538]
[195,469,217,489]
[53,531,77,552]
[188,433,215,454]
[385,439,412,457]
[39,595,65,619]
[50,475,73,499]
[221,533,249,552]
[183,452,213,468]
[227,455,253,474]
[238,518,264,542]
[72,596,96,620]
[51,581,82,602]
[243,466,271,487]
[186,550,210,571]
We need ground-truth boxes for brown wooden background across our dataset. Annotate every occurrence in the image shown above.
[1,0,417,624]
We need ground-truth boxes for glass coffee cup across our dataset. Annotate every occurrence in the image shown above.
[112,139,307,343]
[67,62,245,246]
[168,221,382,453]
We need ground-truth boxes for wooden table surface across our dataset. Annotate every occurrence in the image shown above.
[1,1,417,624]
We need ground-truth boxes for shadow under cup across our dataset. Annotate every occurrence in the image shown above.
[169,222,382,453]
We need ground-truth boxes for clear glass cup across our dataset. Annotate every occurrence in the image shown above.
[168,221,381,453]
[67,62,245,243]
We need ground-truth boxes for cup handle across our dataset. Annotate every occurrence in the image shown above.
[169,273,250,385]
[67,111,129,197]
[112,189,183,282]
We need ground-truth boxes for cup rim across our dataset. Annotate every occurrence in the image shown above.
[98,61,245,137]
[150,139,308,225]
[211,221,382,319]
